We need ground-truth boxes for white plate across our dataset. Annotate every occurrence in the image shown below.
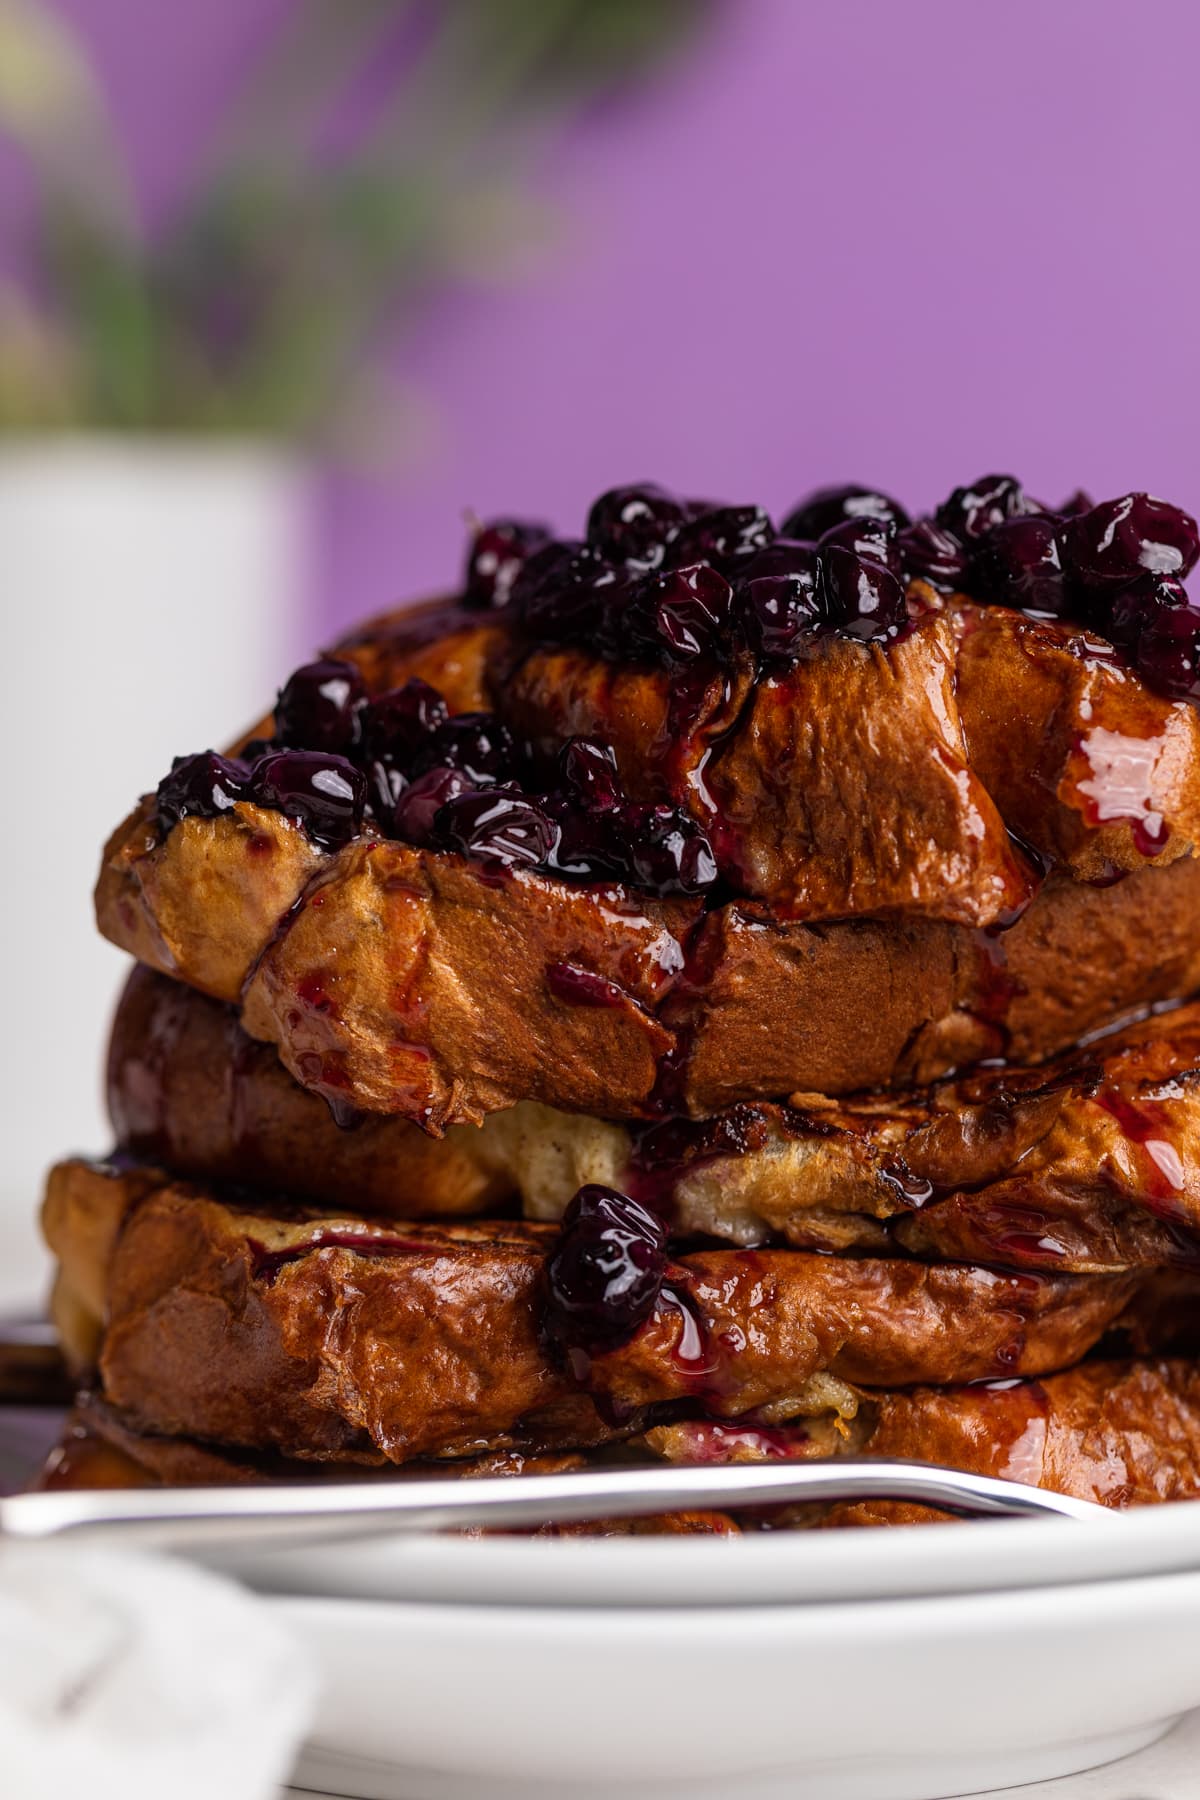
[276,1569,1200,1800]
[215,1495,1200,1609]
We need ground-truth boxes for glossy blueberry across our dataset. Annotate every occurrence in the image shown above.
[1104,573,1173,651]
[970,515,1067,614]
[820,545,908,640]
[895,519,969,589]
[513,539,625,644]
[542,804,628,882]
[817,514,901,573]
[433,785,559,867]
[936,475,1037,544]
[389,765,474,846]
[668,504,774,570]
[559,737,622,813]
[365,755,408,824]
[249,750,366,850]
[156,751,248,833]
[464,518,552,609]
[621,802,719,894]
[1135,591,1200,700]
[419,712,514,785]
[360,679,449,766]
[542,1185,669,1356]
[586,483,686,570]
[619,562,737,663]
[781,484,910,541]
[274,658,366,754]
[1061,493,1200,587]
[732,540,826,663]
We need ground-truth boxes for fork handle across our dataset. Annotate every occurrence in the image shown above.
[0,1459,1111,1550]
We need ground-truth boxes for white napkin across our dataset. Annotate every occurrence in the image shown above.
[0,1542,314,1800]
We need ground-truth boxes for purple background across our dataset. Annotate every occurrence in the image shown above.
[23,0,1200,637]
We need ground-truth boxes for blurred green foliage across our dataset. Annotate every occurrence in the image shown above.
[0,0,707,441]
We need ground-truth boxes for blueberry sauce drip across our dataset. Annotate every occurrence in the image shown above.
[540,1185,669,1362]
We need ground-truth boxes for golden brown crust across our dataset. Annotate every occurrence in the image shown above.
[676,857,1200,1107]
[505,611,1029,926]
[96,796,325,1003]
[107,965,517,1217]
[238,841,684,1128]
[956,604,1200,880]
[346,594,1200,907]
[96,778,1200,1126]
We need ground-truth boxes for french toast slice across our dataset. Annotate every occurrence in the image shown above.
[97,791,1200,1126]
[41,1160,1198,1465]
[109,969,1200,1275]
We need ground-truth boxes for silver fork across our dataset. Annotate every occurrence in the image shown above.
[0,1460,1113,1550]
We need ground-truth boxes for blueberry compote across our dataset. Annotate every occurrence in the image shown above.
[155,673,719,896]
[541,1185,669,1364]
[154,475,1200,869]
[460,476,1200,701]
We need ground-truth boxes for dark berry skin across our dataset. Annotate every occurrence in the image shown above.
[418,713,514,785]
[514,539,626,645]
[1136,595,1200,700]
[360,679,449,766]
[896,519,969,589]
[669,504,774,571]
[542,1185,669,1358]
[621,803,719,894]
[390,765,474,846]
[820,546,908,640]
[732,540,826,663]
[619,562,737,664]
[543,802,630,882]
[249,751,366,850]
[559,738,622,813]
[1105,574,1200,699]
[434,785,559,867]
[464,518,552,609]
[274,658,366,755]
[818,514,901,574]
[365,755,408,825]
[1062,493,1200,587]
[586,484,686,570]
[156,751,248,834]
[1105,573,1179,651]
[971,515,1068,615]
[936,475,1036,544]
[781,484,910,541]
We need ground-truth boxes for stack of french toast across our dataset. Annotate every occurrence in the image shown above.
[38,475,1200,1528]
